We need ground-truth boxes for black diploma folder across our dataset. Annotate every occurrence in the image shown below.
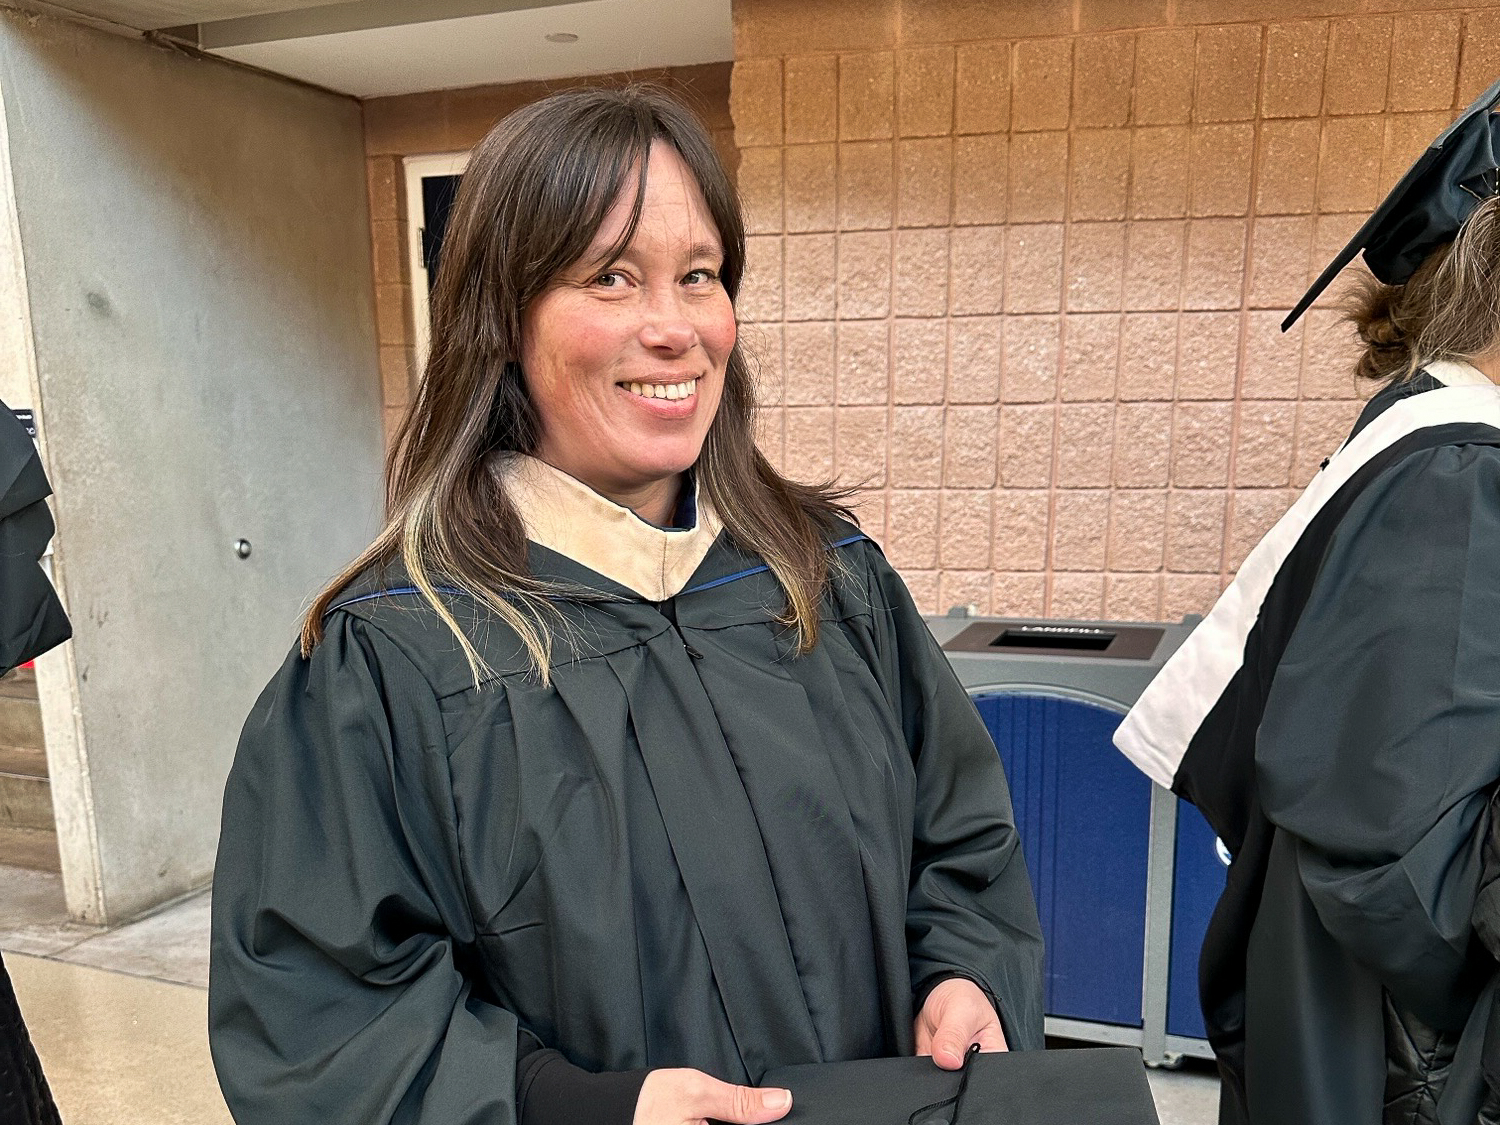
[756,1047,1161,1124]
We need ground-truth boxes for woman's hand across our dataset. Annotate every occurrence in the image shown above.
[914,977,1009,1070]
[633,1068,792,1125]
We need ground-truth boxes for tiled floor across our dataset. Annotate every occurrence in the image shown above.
[1,863,1219,1123]
[1,865,226,1123]
[10,953,232,1124]
[1146,1061,1221,1123]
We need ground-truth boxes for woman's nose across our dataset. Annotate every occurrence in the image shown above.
[638,291,698,353]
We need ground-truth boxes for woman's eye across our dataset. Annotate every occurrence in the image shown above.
[593,271,625,288]
[684,269,720,285]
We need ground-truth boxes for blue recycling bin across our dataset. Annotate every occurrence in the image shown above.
[924,614,1218,1063]
[973,691,1150,1028]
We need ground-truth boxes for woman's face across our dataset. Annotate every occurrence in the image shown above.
[521,140,735,523]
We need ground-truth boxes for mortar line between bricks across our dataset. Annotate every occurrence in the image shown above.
[1160,31,1201,598]
[1216,27,1270,593]
[831,58,843,487]
[1042,37,1081,619]
[875,65,899,543]
[1109,28,1138,613]
[1449,14,1467,113]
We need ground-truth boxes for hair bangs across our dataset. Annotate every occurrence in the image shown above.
[511,103,658,307]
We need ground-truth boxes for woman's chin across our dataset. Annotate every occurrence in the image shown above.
[616,445,706,486]
[627,462,698,495]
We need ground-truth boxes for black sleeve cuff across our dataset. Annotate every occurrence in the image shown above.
[913,970,986,1012]
[516,1048,650,1125]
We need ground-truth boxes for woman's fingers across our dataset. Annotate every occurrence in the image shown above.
[976,1023,1008,1051]
[633,1068,793,1125]
[696,1076,792,1124]
[932,1017,1007,1065]
[915,978,1010,1070]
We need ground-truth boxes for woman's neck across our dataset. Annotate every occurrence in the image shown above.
[526,454,683,527]
[622,478,683,528]
[1473,351,1500,383]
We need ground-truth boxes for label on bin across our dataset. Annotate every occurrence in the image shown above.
[940,621,1166,661]
[996,626,1116,651]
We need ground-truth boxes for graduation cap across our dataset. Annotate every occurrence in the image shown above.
[758,1045,1159,1124]
[1283,75,1500,330]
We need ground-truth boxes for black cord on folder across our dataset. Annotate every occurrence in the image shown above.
[908,1043,981,1125]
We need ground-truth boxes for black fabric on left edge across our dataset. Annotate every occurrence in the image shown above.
[0,401,69,676]
[0,398,68,1125]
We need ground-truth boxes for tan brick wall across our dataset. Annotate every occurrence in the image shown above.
[731,0,1500,620]
[361,63,735,445]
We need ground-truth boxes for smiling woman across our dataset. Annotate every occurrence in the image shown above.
[306,86,849,682]
[208,86,1045,1125]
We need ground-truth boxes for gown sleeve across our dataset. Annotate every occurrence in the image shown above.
[1472,789,1500,1123]
[209,612,522,1125]
[862,549,1046,1050]
[1255,443,1500,1032]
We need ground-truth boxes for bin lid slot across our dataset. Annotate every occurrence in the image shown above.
[941,621,1166,661]
[995,627,1114,651]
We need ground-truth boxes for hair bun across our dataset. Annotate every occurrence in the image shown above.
[1356,288,1406,350]
[1362,314,1406,351]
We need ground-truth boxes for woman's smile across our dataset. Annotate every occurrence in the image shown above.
[620,377,699,403]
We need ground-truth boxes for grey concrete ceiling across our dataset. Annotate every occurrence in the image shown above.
[46,0,625,36]
[40,0,733,97]
[44,0,333,32]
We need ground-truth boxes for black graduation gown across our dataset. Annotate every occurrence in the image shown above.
[0,401,68,676]
[1115,363,1500,1125]
[208,527,1044,1125]
[0,398,67,1125]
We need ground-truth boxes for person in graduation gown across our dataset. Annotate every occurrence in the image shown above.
[1115,83,1500,1125]
[0,399,70,1125]
[208,86,1044,1125]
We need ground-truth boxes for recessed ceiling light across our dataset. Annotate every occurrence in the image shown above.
[545,32,579,43]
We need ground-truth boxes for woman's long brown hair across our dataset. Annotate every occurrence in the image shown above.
[302,86,854,682]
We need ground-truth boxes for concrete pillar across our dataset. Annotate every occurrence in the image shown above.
[0,11,385,924]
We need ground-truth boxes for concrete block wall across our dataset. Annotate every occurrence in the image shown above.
[730,0,1500,620]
